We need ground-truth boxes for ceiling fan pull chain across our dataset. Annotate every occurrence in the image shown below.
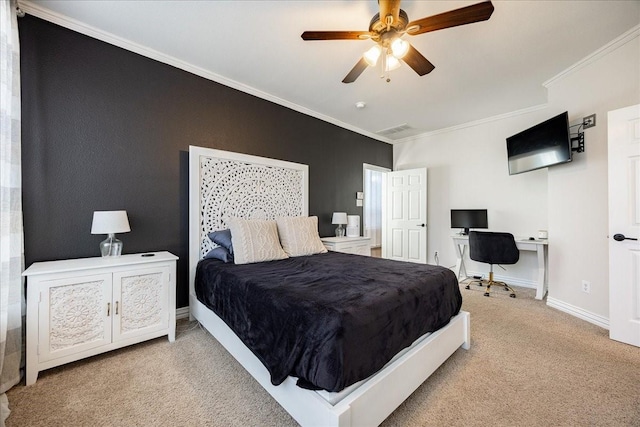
[382,48,392,82]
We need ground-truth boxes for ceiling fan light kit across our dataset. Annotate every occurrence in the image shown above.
[385,55,401,72]
[363,45,382,67]
[301,0,495,84]
[390,38,409,58]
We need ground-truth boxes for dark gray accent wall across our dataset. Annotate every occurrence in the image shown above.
[19,15,392,307]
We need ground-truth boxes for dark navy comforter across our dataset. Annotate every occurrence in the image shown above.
[195,251,461,392]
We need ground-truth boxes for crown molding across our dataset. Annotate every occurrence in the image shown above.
[543,24,640,88]
[20,0,637,146]
[392,103,549,145]
[394,24,640,145]
[17,0,392,145]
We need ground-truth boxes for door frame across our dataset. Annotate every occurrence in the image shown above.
[363,163,391,250]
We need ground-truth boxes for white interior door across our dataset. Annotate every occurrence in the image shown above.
[608,104,640,347]
[382,168,427,263]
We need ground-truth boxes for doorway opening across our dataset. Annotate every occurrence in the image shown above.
[363,163,390,258]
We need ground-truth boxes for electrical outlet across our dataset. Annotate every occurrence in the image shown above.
[583,114,596,129]
[581,280,591,294]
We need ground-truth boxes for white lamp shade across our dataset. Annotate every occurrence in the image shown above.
[332,212,348,225]
[391,38,409,59]
[385,55,401,71]
[363,45,381,67]
[91,210,131,234]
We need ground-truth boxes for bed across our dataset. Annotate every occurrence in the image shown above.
[188,146,470,426]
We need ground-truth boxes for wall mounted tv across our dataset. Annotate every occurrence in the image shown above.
[506,111,571,175]
[451,209,488,235]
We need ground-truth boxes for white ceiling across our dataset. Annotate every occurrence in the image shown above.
[19,1,640,143]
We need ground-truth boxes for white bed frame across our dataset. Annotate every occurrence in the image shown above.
[188,146,470,426]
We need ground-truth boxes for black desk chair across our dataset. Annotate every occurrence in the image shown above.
[466,231,519,298]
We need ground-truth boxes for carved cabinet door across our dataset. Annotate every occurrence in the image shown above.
[38,274,113,363]
[112,266,170,342]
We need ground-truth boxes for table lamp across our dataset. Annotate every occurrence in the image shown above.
[332,212,347,237]
[91,210,131,257]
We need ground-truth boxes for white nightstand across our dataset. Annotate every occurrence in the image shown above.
[321,236,372,256]
[23,251,178,385]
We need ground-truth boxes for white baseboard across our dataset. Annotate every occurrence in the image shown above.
[176,306,190,320]
[461,271,609,329]
[546,297,609,330]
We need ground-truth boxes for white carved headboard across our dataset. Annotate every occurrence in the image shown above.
[188,146,309,297]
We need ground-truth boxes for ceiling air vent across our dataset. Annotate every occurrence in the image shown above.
[376,123,414,138]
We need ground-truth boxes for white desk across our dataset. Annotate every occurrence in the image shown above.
[452,235,549,300]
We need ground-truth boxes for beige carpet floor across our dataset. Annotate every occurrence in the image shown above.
[5,284,640,426]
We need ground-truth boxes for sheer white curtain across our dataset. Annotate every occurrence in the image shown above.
[0,1,24,425]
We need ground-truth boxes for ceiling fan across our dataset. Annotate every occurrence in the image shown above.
[301,0,494,83]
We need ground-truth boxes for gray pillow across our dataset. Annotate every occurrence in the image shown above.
[208,229,233,254]
[204,246,234,263]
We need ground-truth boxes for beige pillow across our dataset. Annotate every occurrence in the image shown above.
[276,216,328,257]
[228,218,288,264]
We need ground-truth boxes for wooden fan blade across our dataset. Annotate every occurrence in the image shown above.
[342,58,369,83]
[379,0,402,27]
[407,1,494,35]
[301,31,371,41]
[402,44,435,76]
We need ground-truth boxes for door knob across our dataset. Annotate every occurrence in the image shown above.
[613,233,638,241]
[417,223,426,227]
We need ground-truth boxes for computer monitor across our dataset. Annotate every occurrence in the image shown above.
[450,209,488,235]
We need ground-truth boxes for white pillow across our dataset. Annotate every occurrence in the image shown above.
[227,218,288,264]
[276,216,328,257]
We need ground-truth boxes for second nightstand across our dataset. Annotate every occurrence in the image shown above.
[320,236,371,256]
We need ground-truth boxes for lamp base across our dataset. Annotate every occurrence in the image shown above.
[100,233,123,257]
[335,225,345,237]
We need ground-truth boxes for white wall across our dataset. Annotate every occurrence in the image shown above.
[394,106,552,285]
[545,32,640,323]
[394,27,640,323]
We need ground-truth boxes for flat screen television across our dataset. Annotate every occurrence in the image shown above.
[451,209,488,235]
[506,111,571,175]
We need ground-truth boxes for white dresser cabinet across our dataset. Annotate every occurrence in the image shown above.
[23,251,178,385]
[320,236,372,256]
